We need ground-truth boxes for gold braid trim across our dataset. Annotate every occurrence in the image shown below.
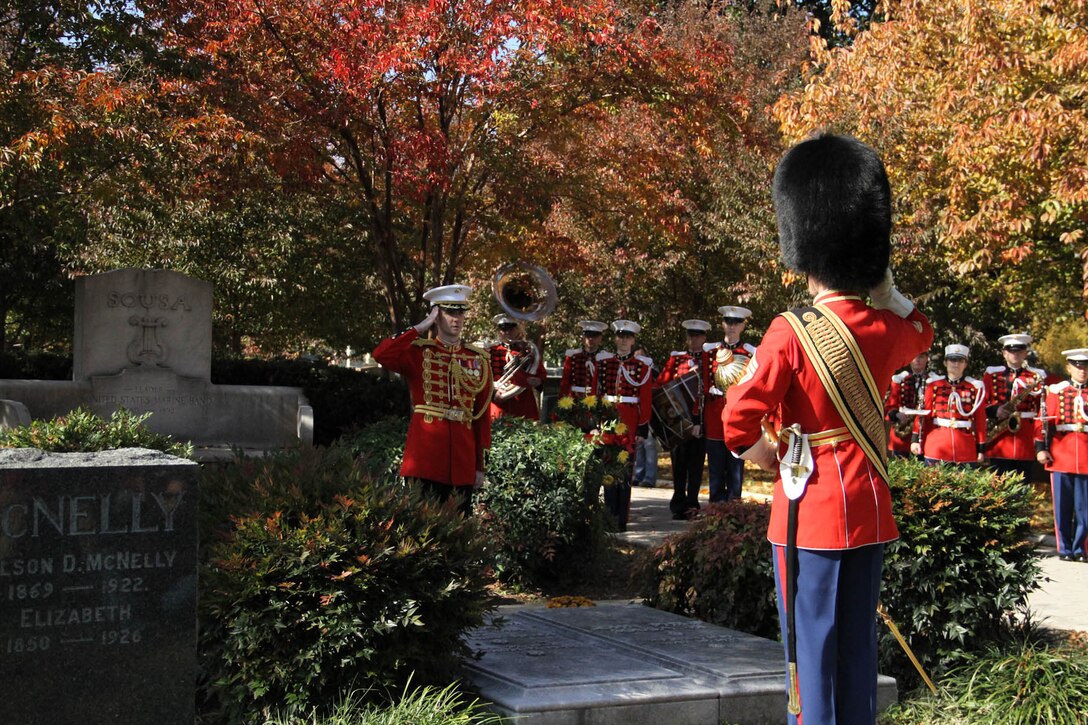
[783,308,889,481]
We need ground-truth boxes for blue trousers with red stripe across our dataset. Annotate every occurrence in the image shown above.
[772,543,884,725]
[1051,471,1088,557]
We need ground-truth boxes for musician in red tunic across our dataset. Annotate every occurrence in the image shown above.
[372,284,492,513]
[723,134,933,725]
[707,306,757,502]
[1035,348,1088,562]
[658,319,713,519]
[487,313,543,422]
[559,320,606,400]
[984,333,1045,479]
[596,319,654,530]
[912,344,987,466]
[885,350,929,458]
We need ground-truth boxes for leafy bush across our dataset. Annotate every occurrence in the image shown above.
[198,446,493,722]
[881,635,1088,724]
[211,358,409,445]
[339,416,408,487]
[881,458,1041,690]
[0,406,193,457]
[262,680,506,725]
[476,417,611,587]
[637,500,778,639]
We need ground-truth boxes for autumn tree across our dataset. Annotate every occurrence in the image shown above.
[773,0,1088,348]
[146,0,753,333]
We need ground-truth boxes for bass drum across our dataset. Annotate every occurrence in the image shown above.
[650,371,702,449]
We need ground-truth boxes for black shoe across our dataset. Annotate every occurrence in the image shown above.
[671,512,688,521]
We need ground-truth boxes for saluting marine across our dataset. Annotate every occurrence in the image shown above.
[913,344,986,466]
[984,333,1045,478]
[885,350,929,458]
[486,313,544,422]
[1035,348,1088,562]
[658,319,713,520]
[560,320,607,400]
[706,305,757,502]
[372,284,492,513]
[596,319,654,531]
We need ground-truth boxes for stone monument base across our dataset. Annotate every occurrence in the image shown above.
[462,602,897,725]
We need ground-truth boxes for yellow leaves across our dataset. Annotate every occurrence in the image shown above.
[1061,229,1085,245]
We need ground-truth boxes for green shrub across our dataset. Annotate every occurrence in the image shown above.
[880,635,1088,724]
[262,680,506,725]
[211,358,409,445]
[637,500,778,639]
[476,417,611,587]
[198,446,494,722]
[339,416,408,487]
[0,406,192,457]
[881,458,1041,690]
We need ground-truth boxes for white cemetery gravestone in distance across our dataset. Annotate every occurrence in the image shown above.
[0,269,313,458]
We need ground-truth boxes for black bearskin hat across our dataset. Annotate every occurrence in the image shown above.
[773,133,891,290]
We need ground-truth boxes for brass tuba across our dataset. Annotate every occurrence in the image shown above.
[491,262,555,400]
[492,262,557,322]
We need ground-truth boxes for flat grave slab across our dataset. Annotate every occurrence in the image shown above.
[462,602,897,725]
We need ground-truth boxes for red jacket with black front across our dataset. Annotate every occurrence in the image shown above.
[372,329,492,486]
[723,291,933,550]
[983,364,1045,460]
[885,368,927,454]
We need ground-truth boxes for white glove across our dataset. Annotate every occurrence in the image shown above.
[413,306,440,334]
[869,268,914,318]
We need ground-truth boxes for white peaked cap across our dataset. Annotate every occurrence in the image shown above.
[422,284,472,308]
[944,344,970,358]
[718,306,753,319]
[1062,348,1088,361]
[612,319,641,334]
[998,333,1033,347]
[577,320,608,333]
[492,313,517,326]
[682,319,711,332]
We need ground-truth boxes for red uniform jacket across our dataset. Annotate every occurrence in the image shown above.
[656,348,712,424]
[597,350,654,439]
[723,292,933,550]
[885,368,927,454]
[983,364,1045,460]
[918,375,986,463]
[487,340,542,421]
[1037,381,1088,474]
[372,329,492,486]
[705,341,756,442]
[560,347,599,398]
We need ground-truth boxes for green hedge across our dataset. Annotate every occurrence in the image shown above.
[477,417,611,586]
[881,458,1041,690]
[638,459,1042,689]
[638,500,778,639]
[198,446,493,722]
[0,406,192,458]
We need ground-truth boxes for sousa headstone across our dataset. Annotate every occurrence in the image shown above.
[0,448,199,725]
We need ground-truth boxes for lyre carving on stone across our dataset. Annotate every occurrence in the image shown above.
[127,315,169,366]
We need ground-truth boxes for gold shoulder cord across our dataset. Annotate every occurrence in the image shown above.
[450,348,492,421]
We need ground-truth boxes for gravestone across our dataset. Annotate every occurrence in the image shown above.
[0,269,313,458]
[462,603,897,725]
[0,448,199,725]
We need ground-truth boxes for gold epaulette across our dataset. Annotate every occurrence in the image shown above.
[411,337,440,348]
[463,342,490,358]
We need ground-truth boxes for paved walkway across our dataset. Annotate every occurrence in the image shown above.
[617,484,1086,633]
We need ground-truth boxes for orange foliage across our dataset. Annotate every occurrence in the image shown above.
[774,0,1088,307]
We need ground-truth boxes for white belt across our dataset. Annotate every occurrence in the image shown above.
[935,418,972,429]
[570,385,590,393]
[1057,424,1088,433]
[1017,412,1036,419]
[604,394,639,404]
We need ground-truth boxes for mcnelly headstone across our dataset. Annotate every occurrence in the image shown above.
[0,448,198,725]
